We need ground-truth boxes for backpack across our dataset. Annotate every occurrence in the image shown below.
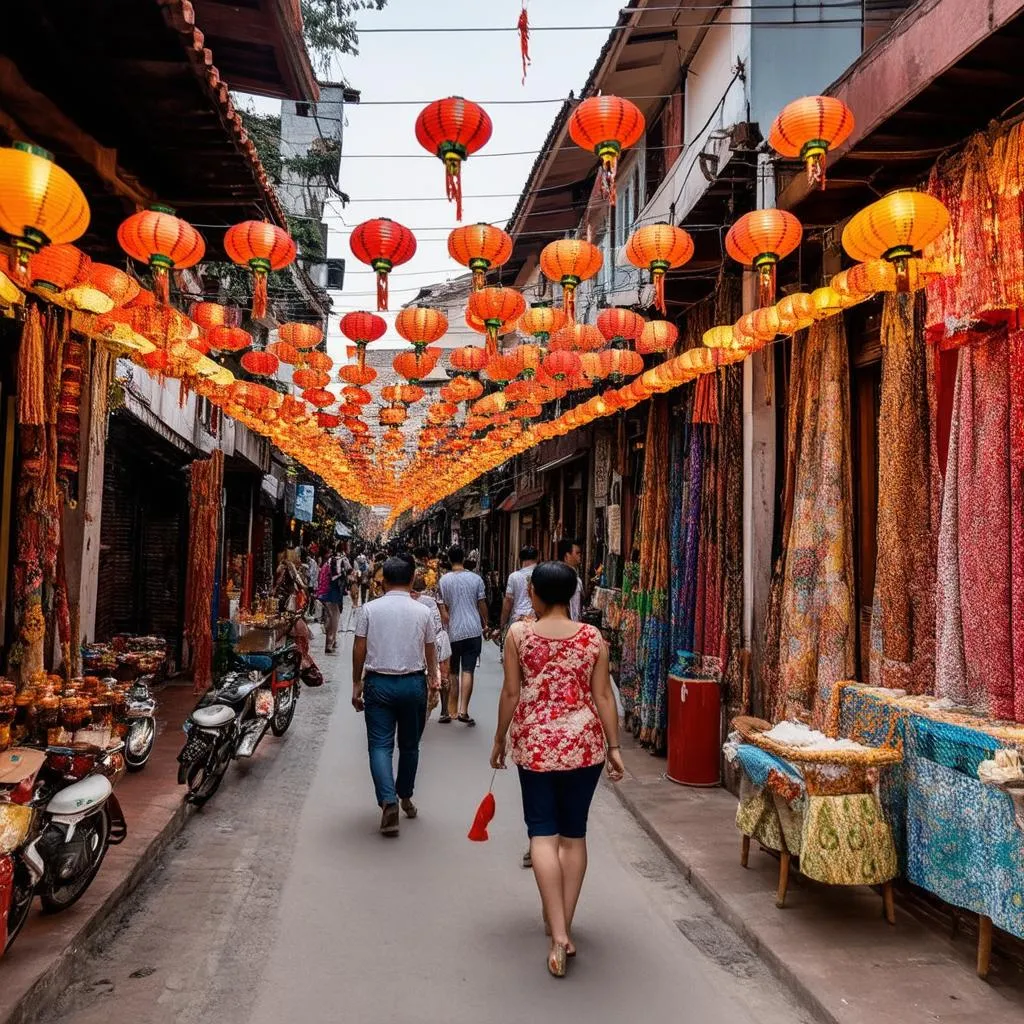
[316,561,332,599]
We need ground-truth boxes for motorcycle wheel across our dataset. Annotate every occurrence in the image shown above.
[4,866,35,952]
[184,738,233,806]
[39,806,111,914]
[124,718,156,772]
[270,685,297,737]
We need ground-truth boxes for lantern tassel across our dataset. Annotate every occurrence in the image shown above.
[693,372,719,425]
[376,270,389,312]
[601,153,618,206]
[757,263,776,308]
[444,155,464,221]
[654,269,667,315]
[806,151,826,190]
[357,341,367,371]
[486,326,499,359]
[153,267,170,306]
[252,271,268,320]
[518,4,531,85]
[564,284,576,323]
[472,268,485,291]
[17,305,46,426]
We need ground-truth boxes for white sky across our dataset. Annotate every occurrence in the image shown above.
[318,0,628,361]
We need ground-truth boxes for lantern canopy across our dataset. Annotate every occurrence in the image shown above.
[448,223,512,289]
[350,218,417,310]
[0,144,89,271]
[725,210,803,307]
[415,98,493,221]
[539,239,603,322]
[624,223,694,314]
[841,190,950,292]
[223,220,296,320]
[769,96,854,189]
[568,96,645,205]
[118,205,205,305]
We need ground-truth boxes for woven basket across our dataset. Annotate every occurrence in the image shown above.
[732,716,772,742]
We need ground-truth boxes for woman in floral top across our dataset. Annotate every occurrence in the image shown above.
[491,561,624,978]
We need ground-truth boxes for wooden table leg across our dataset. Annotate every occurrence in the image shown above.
[741,834,750,868]
[882,880,895,925]
[977,915,993,979]
[776,850,791,908]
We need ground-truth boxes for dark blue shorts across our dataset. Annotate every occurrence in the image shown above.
[449,635,482,677]
[518,763,604,839]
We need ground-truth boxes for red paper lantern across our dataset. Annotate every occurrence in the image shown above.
[598,347,644,382]
[342,385,372,405]
[338,363,377,386]
[267,339,301,364]
[518,303,566,344]
[278,322,323,350]
[88,264,140,308]
[302,387,335,408]
[568,96,645,205]
[596,307,646,344]
[118,205,205,304]
[539,240,603,321]
[380,405,408,428]
[449,345,490,374]
[339,310,387,369]
[726,210,802,307]
[448,223,513,289]
[293,368,331,389]
[415,98,493,221]
[240,350,280,378]
[769,96,854,190]
[208,325,251,353]
[350,218,417,310]
[29,243,91,292]
[393,348,440,383]
[636,319,678,355]
[191,301,232,330]
[467,286,526,356]
[223,220,296,320]
[549,322,605,353]
[542,349,581,380]
[395,305,448,348]
[624,224,694,314]
[317,412,342,429]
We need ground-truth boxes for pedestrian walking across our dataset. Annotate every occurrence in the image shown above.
[437,545,488,725]
[322,544,348,654]
[412,572,450,719]
[490,561,624,977]
[352,557,439,836]
[500,546,540,636]
[557,537,584,621]
[354,548,371,606]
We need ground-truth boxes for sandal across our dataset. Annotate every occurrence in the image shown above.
[438,714,452,724]
[547,943,568,978]
[457,714,476,727]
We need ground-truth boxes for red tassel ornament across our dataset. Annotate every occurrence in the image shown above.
[468,771,497,842]
[518,4,531,85]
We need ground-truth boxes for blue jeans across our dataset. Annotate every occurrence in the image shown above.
[363,671,427,807]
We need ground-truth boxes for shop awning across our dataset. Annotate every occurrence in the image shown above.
[460,502,490,520]
[499,488,544,513]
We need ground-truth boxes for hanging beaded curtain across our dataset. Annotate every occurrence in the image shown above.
[869,293,937,694]
[186,449,224,694]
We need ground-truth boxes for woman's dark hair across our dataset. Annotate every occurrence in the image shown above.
[383,557,415,586]
[464,558,477,571]
[448,545,465,564]
[529,561,578,608]
[412,572,427,593]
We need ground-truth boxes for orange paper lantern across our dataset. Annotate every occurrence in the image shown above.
[518,302,566,344]
[539,239,603,322]
[240,350,280,378]
[118,205,205,304]
[769,96,854,189]
[549,322,605,353]
[209,325,251,353]
[624,224,694,314]
[568,96,645,205]
[88,264,140,308]
[223,220,296,320]
[350,218,417,310]
[467,286,526,357]
[636,319,678,355]
[395,305,448,349]
[596,307,646,344]
[29,243,90,292]
[278,322,324,350]
[415,98,493,221]
[448,223,512,289]
[725,210,803,307]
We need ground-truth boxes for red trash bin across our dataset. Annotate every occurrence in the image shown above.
[665,675,721,786]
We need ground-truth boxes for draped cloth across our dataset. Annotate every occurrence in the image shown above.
[870,294,937,694]
[774,317,857,728]
[936,331,1024,720]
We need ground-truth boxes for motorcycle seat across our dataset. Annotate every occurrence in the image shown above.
[238,653,274,672]
[191,704,235,728]
[215,676,263,706]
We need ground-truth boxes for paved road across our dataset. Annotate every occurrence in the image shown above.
[44,629,810,1024]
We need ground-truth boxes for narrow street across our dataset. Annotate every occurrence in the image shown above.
[42,629,807,1024]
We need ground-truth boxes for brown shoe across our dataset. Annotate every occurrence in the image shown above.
[401,798,418,819]
[380,803,400,836]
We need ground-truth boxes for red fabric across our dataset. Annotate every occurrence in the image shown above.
[468,792,495,841]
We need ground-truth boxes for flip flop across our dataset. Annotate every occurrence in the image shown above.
[438,714,452,724]
[457,714,476,727]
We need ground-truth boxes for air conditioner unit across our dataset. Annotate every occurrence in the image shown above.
[326,258,346,290]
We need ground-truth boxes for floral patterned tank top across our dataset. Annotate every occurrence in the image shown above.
[510,622,607,772]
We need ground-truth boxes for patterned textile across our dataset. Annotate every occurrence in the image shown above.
[735,743,802,790]
[870,294,937,693]
[800,794,898,887]
[841,686,1024,938]
[777,318,858,728]
[509,622,606,772]
[736,777,788,852]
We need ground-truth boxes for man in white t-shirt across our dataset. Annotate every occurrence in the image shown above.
[557,537,584,621]
[500,545,539,633]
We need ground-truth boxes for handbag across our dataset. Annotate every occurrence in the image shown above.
[300,663,325,688]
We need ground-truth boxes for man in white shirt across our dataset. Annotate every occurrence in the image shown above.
[353,557,439,837]
[437,546,489,726]
[557,537,584,621]
[500,545,539,633]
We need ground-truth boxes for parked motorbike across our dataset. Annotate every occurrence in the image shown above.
[177,636,301,806]
[0,742,127,955]
[123,675,157,772]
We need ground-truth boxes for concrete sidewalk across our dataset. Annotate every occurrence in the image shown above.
[0,681,197,1024]
[614,737,1024,1024]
